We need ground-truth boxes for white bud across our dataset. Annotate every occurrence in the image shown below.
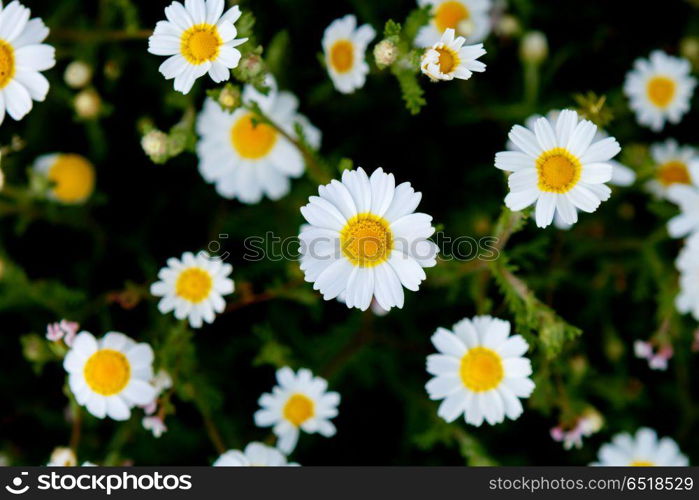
[74,89,101,119]
[141,130,169,158]
[48,447,77,467]
[496,15,520,37]
[373,40,398,67]
[520,31,548,64]
[457,19,474,38]
[64,61,92,89]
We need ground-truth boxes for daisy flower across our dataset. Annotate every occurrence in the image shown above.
[666,181,699,239]
[647,139,699,199]
[495,109,622,228]
[0,1,55,125]
[592,428,689,466]
[299,167,439,312]
[213,442,299,467]
[147,0,248,95]
[322,15,375,94]
[254,367,340,454]
[624,51,696,131]
[63,331,157,421]
[33,153,95,205]
[676,233,699,321]
[415,0,492,47]
[196,76,320,203]
[150,251,234,328]
[420,28,486,82]
[425,316,534,426]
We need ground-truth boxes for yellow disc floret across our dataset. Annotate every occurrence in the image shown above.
[83,349,131,396]
[646,76,676,108]
[536,147,582,193]
[181,24,222,65]
[283,393,315,426]
[0,39,15,89]
[230,113,278,159]
[460,347,504,392]
[434,1,470,33]
[329,39,354,73]
[47,154,96,204]
[340,213,393,268]
[176,267,213,303]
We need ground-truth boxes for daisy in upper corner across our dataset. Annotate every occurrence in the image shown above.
[0,1,55,125]
[624,51,696,132]
[214,442,299,467]
[299,167,439,312]
[420,28,486,82]
[415,0,492,48]
[675,233,699,321]
[322,14,375,94]
[196,75,320,203]
[63,331,157,421]
[495,109,621,228]
[592,428,689,466]
[425,316,534,426]
[33,153,96,205]
[147,0,248,95]
[150,251,234,328]
[646,139,699,199]
[254,367,340,454]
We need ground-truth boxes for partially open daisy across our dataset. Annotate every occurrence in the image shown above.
[147,0,248,95]
[426,316,534,426]
[322,15,375,94]
[420,28,486,82]
[592,428,689,466]
[299,167,439,312]
[647,139,699,199]
[196,76,320,203]
[676,233,699,321]
[0,1,55,125]
[254,367,340,454]
[214,442,299,467]
[624,51,696,131]
[415,0,492,48]
[495,109,621,228]
[63,331,157,421]
[150,251,234,328]
[33,153,96,205]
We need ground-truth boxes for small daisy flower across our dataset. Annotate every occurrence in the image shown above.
[46,319,79,346]
[213,442,299,467]
[196,76,321,203]
[299,167,439,312]
[666,181,699,239]
[63,331,157,421]
[150,251,234,328]
[495,109,622,228]
[676,233,699,321]
[647,139,699,199]
[420,28,486,82]
[33,153,96,205]
[147,0,248,95]
[0,1,55,125]
[415,0,492,47]
[426,316,535,426]
[592,428,689,466]
[624,51,696,131]
[322,15,375,94]
[254,367,340,454]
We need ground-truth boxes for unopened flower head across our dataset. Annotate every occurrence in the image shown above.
[141,129,169,161]
[33,153,96,205]
[214,442,299,467]
[592,428,688,466]
[373,39,398,68]
[415,0,492,47]
[48,447,76,467]
[74,88,101,119]
[420,28,486,82]
[520,31,548,64]
[322,15,375,94]
[64,60,92,89]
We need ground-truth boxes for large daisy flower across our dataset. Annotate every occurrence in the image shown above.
[415,0,492,48]
[676,233,699,321]
[299,167,439,312]
[33,153,96,205]
[420,28,486,82]
[624,51,696,132]
[254,367,340,454]
[495,109,622,228]
[425,316,534,426]
[213,442,299,467]
[322,15,375,94]
[147,0,248,95]
[196,76,320,203]
[63,331,157,421]
[647,139,699,199]
[0,1,55,125]
[592,428,689,466]
[150,251,234,328]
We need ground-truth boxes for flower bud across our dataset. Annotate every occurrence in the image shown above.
[74,89,101,119]
[373,40,398,68]
[49,447,77,467]
[141,130,169,163]
[64,60,92,89]
[218,85,241,111]
[496,15,520,38]
[520,31,548,65]
[457,19,474,38]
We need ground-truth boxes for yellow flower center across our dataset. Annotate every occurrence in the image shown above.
[536,148,582,193]
[283,393,315,426]
[630,461,654,467]
[646,76,676,108]
[340,213,393,268]
[436,47,459,74]
[434,1,470,32]
[176,267,213,303]
[329,39,354,73]
[230,113,278,159]
[47,154,96,203]
[83,349,131,396]
[0,39,15,89]
[657,160,691,186]
[460,347,504,392]
[180,23,221,65]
